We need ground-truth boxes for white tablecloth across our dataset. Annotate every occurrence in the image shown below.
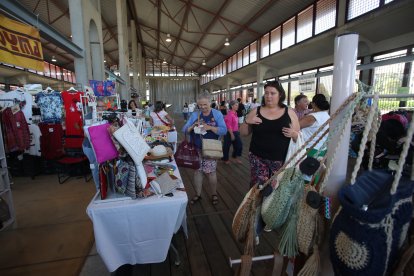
[86,162,188,272]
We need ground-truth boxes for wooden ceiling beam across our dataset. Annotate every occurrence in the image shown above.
[169,0,192,64]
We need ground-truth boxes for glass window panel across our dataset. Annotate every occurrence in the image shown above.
[373,49,407,61]
[261,33,269,58]
[63,69,68,81]
[44,62,50,77]
[55,66,61,80]
[228,57,232,73]
[72,72,76,84]
[348,0,380,20]
[170,65,176,76]
[223,60,227,75]
[232,54,237,71]
[243,46,249,66]
[270,27,281,54]
[153,60,161,76]
[161,63,169,76]
[297,6,313,42]
[282,17,295,49]
[50,64,56,79]
[250,41,257,63]
[315,0,336,34]
[289,80,300,107]
[318,75,333,97]
[237,50,243,69]
[67,72,73,83]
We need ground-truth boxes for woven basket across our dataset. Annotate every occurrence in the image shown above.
[297,185,319,256]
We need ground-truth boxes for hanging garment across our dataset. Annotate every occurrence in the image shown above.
[24,124,42,156]
[61,90,84,136]
[1,108,30,153]
[35,91,63,123]
[0,89,33,123]
[38,123,64,160]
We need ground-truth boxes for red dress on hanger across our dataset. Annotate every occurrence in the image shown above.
[61,90,84,148]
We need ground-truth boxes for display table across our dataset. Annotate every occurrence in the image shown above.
[86,160,188,272]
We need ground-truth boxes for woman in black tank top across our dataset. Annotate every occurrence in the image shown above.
[240,81,300,188]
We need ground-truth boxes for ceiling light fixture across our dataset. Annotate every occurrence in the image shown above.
[202,59,206,66]
[51,56,57,62]
[162,58,167,64]
[166,33,172,42]
[224,37,230,46]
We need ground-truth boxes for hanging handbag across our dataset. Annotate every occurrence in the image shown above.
[201,138,223,159]
[114,159,129,194]
[261,166,305,230]
[87,123,119,164]
[196,112,223,159]
[113,120,150,165]
[174,135,201,170]
[232,185,261,242]
[330,92,414,276]
[99,164,108,200]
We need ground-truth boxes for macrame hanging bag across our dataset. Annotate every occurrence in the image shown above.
[330,91,414,276]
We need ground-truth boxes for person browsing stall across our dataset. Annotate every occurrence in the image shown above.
[240,81,300,188]
[128,100,138,116]
[222,100,243,164]
[150,101,174,127]
[284,94,330,157]
[293,94,311,120]
[182,92,227,205]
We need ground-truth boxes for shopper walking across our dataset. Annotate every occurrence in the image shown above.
[240,81,300,188]
[182,92,227,205]
[222,100,243,164]
[236,98,245,124]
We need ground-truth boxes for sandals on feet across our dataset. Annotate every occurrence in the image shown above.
[212,195,219,205]
[190,195,202,205]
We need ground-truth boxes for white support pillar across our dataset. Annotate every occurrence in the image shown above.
[130,20,139,93]
[69,0,87,86]
[325,33,359,196]
[69,0,104,87]
[257,63,266,101]
[138,43,145,98]
[116,0,130,100]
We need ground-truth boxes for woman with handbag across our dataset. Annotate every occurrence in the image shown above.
[240,81,300,189]
[150,101,174,127]
[182,92,227,205]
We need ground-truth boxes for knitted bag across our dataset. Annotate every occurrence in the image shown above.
[261,167,305,230]
[330,169,414,276]
[330,91,414,276]
[232,185,261,242]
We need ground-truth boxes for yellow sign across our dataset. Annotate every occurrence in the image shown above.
[0,14,44,71]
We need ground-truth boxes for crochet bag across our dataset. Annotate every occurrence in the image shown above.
[113,120,150,165]
[261,167,305,230]
[87,123,119,164]
[330,92,414,276]
[330,170,414,276]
